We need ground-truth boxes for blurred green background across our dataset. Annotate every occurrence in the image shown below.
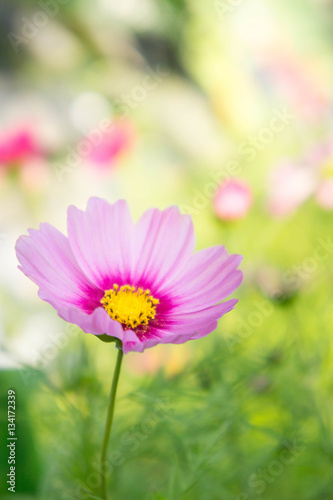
[1,0,333,498]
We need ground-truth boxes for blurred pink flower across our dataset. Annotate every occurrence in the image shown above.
[86,120,135,169]
[268,161,316,217]
[16,198,243,354]
[214,179,252,221]
[315,179,333,210]
[260,52,328,121]
[0,126,51,192]
[0,128,41,167]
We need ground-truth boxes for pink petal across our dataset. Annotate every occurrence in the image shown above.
[188,321,219,340]
[15,223,100,311]
[58,305,138,345]
[160,299,238,335]
[132,206,195,291]
[67,198,135,288]
[164,246,243,312]
[124,329,197,353]
[125,303,234,353]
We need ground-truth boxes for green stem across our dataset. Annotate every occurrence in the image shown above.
[100,348,124,500]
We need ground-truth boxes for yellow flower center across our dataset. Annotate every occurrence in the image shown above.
[101,284,159,329]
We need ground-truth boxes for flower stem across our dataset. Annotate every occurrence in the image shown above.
[100,348,124,500]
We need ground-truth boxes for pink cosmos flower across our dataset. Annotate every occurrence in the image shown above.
[214,179,252,221]
[15,198,243,354]
[267,161,316,217]
[86,121,135,169]
[0,128,41,167]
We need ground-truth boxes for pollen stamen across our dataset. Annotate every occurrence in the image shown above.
[101,284,159,329]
